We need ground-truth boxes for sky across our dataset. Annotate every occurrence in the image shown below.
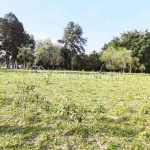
[0,0,150,54]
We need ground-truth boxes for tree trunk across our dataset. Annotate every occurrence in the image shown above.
[24,60,26,68]
[63,58,65,69]
[120,65,122,73]
[11,55,14,68]
[71,61,73,70]
[129,62,132,73]
[53,63,54,70]
[123,67,125,73]
[5,54,7,68]
[70,50,73,70]
[5,51,9,68]
[71,55,74,70]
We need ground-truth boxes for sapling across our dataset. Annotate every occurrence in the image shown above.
[41,72,52,85]
[15,80,36,121]
[57,98,85,125]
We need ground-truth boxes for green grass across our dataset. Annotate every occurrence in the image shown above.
[0,69,150,149]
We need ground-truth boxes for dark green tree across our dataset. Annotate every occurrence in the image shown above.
[0,12,32,68]
[88,50,101,71]
[58,21,87,70]
[0,17,10,67]
[17,47,35,68]
[60,48,71,70]
[35,39,53,68]
[35,39,62,69]
[101,30,150,72]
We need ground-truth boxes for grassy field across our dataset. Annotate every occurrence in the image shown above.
[0,69,150,150]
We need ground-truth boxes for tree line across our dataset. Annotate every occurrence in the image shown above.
[0,12,35,68]
[0,12,150,72]
[101,30,150,73]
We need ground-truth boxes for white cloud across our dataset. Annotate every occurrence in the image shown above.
[100,19,110,27]
[30,32,57,44]
[85,4,98,18]
[138,11,150,19]
[48,4,70,22]
[30,32,51,40]
[32,4,70,23]
[84,2,107,18]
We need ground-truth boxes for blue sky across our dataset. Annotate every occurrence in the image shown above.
[0,0,150,54]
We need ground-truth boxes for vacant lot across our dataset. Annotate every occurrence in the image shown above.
[0,70,150,149]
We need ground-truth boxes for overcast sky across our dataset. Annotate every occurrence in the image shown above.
[0,0,150,54]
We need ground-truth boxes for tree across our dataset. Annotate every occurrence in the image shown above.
[35,39,62,69]
[58,21,87,70]
[0,50,5,65]
[0,17,10,68]
[17,46,35,68]
[69,54,89,71]
[139,64,146,73]
[35,39,53,68]
[100,46,132,72]
[100,46,116,71]
[115,49,132,73]
[49,44,62,69]
[0,12,28,68]
[130,57,141,73]
[25,34,35,50]
[101,30,150,72]
[60,48,71,70]
[88,50,101,71]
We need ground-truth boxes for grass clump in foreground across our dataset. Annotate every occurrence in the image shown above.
[0,69,150,149]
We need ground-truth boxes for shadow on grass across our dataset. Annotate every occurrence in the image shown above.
[0,124,53,149]
[93,115,144,138]
[0,124,53,135]
[0,114,145,149]
[0,97,14,105]
[65,115,144,138]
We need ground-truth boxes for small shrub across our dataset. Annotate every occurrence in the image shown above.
[15,80,36,120]
[57,98,76,118]
[70,106,85,123]
[94,103,107,114]
[141,105,150,115]
[57,98,85,124]
[41,73,52,85]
